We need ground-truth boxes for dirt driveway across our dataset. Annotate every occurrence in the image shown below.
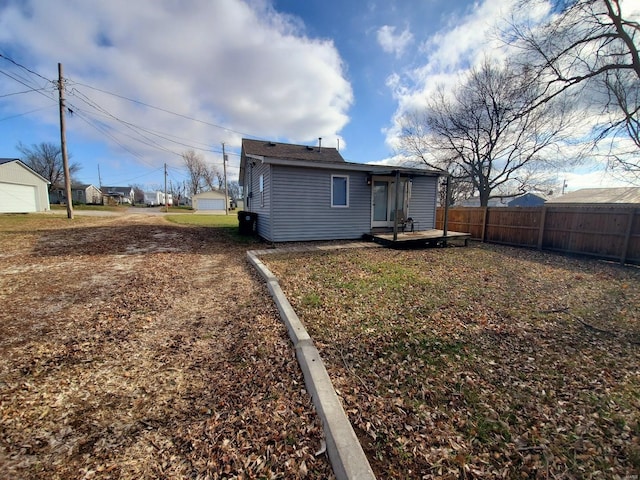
[0,214,333,479]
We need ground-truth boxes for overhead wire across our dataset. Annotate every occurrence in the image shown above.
[68,80,260,140]
[2,54,254,188]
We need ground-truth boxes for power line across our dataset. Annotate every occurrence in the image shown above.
[0,69,57,102]
[0,105,55,122]
[69,80,260,139]
[0,53,54,85]
[0,87,49,98]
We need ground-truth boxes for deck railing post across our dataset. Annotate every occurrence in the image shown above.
[393,170,401,241]
[443,175,450,242]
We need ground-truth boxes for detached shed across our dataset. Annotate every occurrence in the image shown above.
[192,190,227,213]
[0,158,50,213]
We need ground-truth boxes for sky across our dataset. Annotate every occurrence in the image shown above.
[0,0,636,194]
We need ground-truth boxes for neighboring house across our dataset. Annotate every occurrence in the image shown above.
[238,139,443,242]
[50,184,102,204]
[192,190,227,213]
[546,187,640,206]
[101,186,135,205]
[143,190,173,206]
[508,193,547,207]
[458,196,510,207]
[0,158,50,213]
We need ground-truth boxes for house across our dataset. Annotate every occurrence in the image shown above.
[192,190,227,213]
[238,139,443,242]
[101,186,135,205]
[50,184,102,205]
[546,187,640,206]
[508,193,547,207]
[0,158,50,213]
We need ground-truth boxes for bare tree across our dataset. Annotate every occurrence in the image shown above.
[227,180,241,201]
[182,149,207,195]
[17,142,81,192]
[202,165,223,191]
[399,60,572,206]
[130,184,145,204]
[507,0,640,177]
[182,149,223,194]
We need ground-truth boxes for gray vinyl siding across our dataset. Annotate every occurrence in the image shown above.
[270,166,371,242]
[407,176,437,229]
[244,161,273,240]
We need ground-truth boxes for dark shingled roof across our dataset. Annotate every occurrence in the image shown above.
[0,158,20,165]
[242,139,345,163]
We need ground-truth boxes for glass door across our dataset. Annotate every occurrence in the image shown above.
[371,177,408,228]
[373,181,388,223]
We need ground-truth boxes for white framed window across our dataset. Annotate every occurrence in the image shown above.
[331,175,349,207]
[259,174,264,207]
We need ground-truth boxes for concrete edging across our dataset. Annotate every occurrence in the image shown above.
[247,248,377,480]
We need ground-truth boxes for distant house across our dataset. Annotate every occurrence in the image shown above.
[0,158,50,213]
[546,187,640,206]
[192,190,227,213]
[50,184,102,205]
[102,186,135,205]
[508,193,547,207]
[238,139,443,242]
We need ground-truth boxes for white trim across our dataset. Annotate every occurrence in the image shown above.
[331,174,349,208]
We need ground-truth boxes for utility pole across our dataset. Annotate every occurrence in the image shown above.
[57,63,73,219]
[97,164,102,189]
[164,163,168,212]
[222,142,229,215]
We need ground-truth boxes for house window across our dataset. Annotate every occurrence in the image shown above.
[331,175,349,207]
[259,174,264,207]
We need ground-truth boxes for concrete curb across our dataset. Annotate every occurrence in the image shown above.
[247,247,377,480]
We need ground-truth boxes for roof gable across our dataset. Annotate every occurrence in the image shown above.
[0,158,50,183]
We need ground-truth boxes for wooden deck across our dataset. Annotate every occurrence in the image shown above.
[365,229,471,249]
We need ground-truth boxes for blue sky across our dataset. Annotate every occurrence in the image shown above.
[0,0,635,192]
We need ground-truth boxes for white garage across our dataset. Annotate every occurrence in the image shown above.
[192,190,227,213]
[0,159,50,213]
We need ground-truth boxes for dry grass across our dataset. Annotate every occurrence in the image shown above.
[264,243,640,479]
[0,214,333,480]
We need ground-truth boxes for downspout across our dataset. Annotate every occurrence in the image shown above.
[248,162,254,211]
[393,169,401,241]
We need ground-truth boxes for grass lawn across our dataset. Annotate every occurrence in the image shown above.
[263,243,640,479]
[165,214,238,227]
[50,204,125,212]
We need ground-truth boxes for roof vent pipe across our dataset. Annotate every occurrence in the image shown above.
[318,137,322,151]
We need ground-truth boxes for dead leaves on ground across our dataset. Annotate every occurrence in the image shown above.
[265,244,640,479]
[0,215,333,480]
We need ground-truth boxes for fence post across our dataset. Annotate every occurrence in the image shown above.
[620,208,635,265]
[481,207,488,243]
[537,206,547,250]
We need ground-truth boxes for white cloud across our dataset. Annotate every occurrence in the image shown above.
[376,25,414,58]
[381,0,520,152]
[0,0,353,178]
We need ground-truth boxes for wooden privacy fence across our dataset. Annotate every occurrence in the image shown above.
[436,206,640,265]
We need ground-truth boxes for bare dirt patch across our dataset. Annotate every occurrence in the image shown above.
[0,214,333,479]
[264,244,640,479]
